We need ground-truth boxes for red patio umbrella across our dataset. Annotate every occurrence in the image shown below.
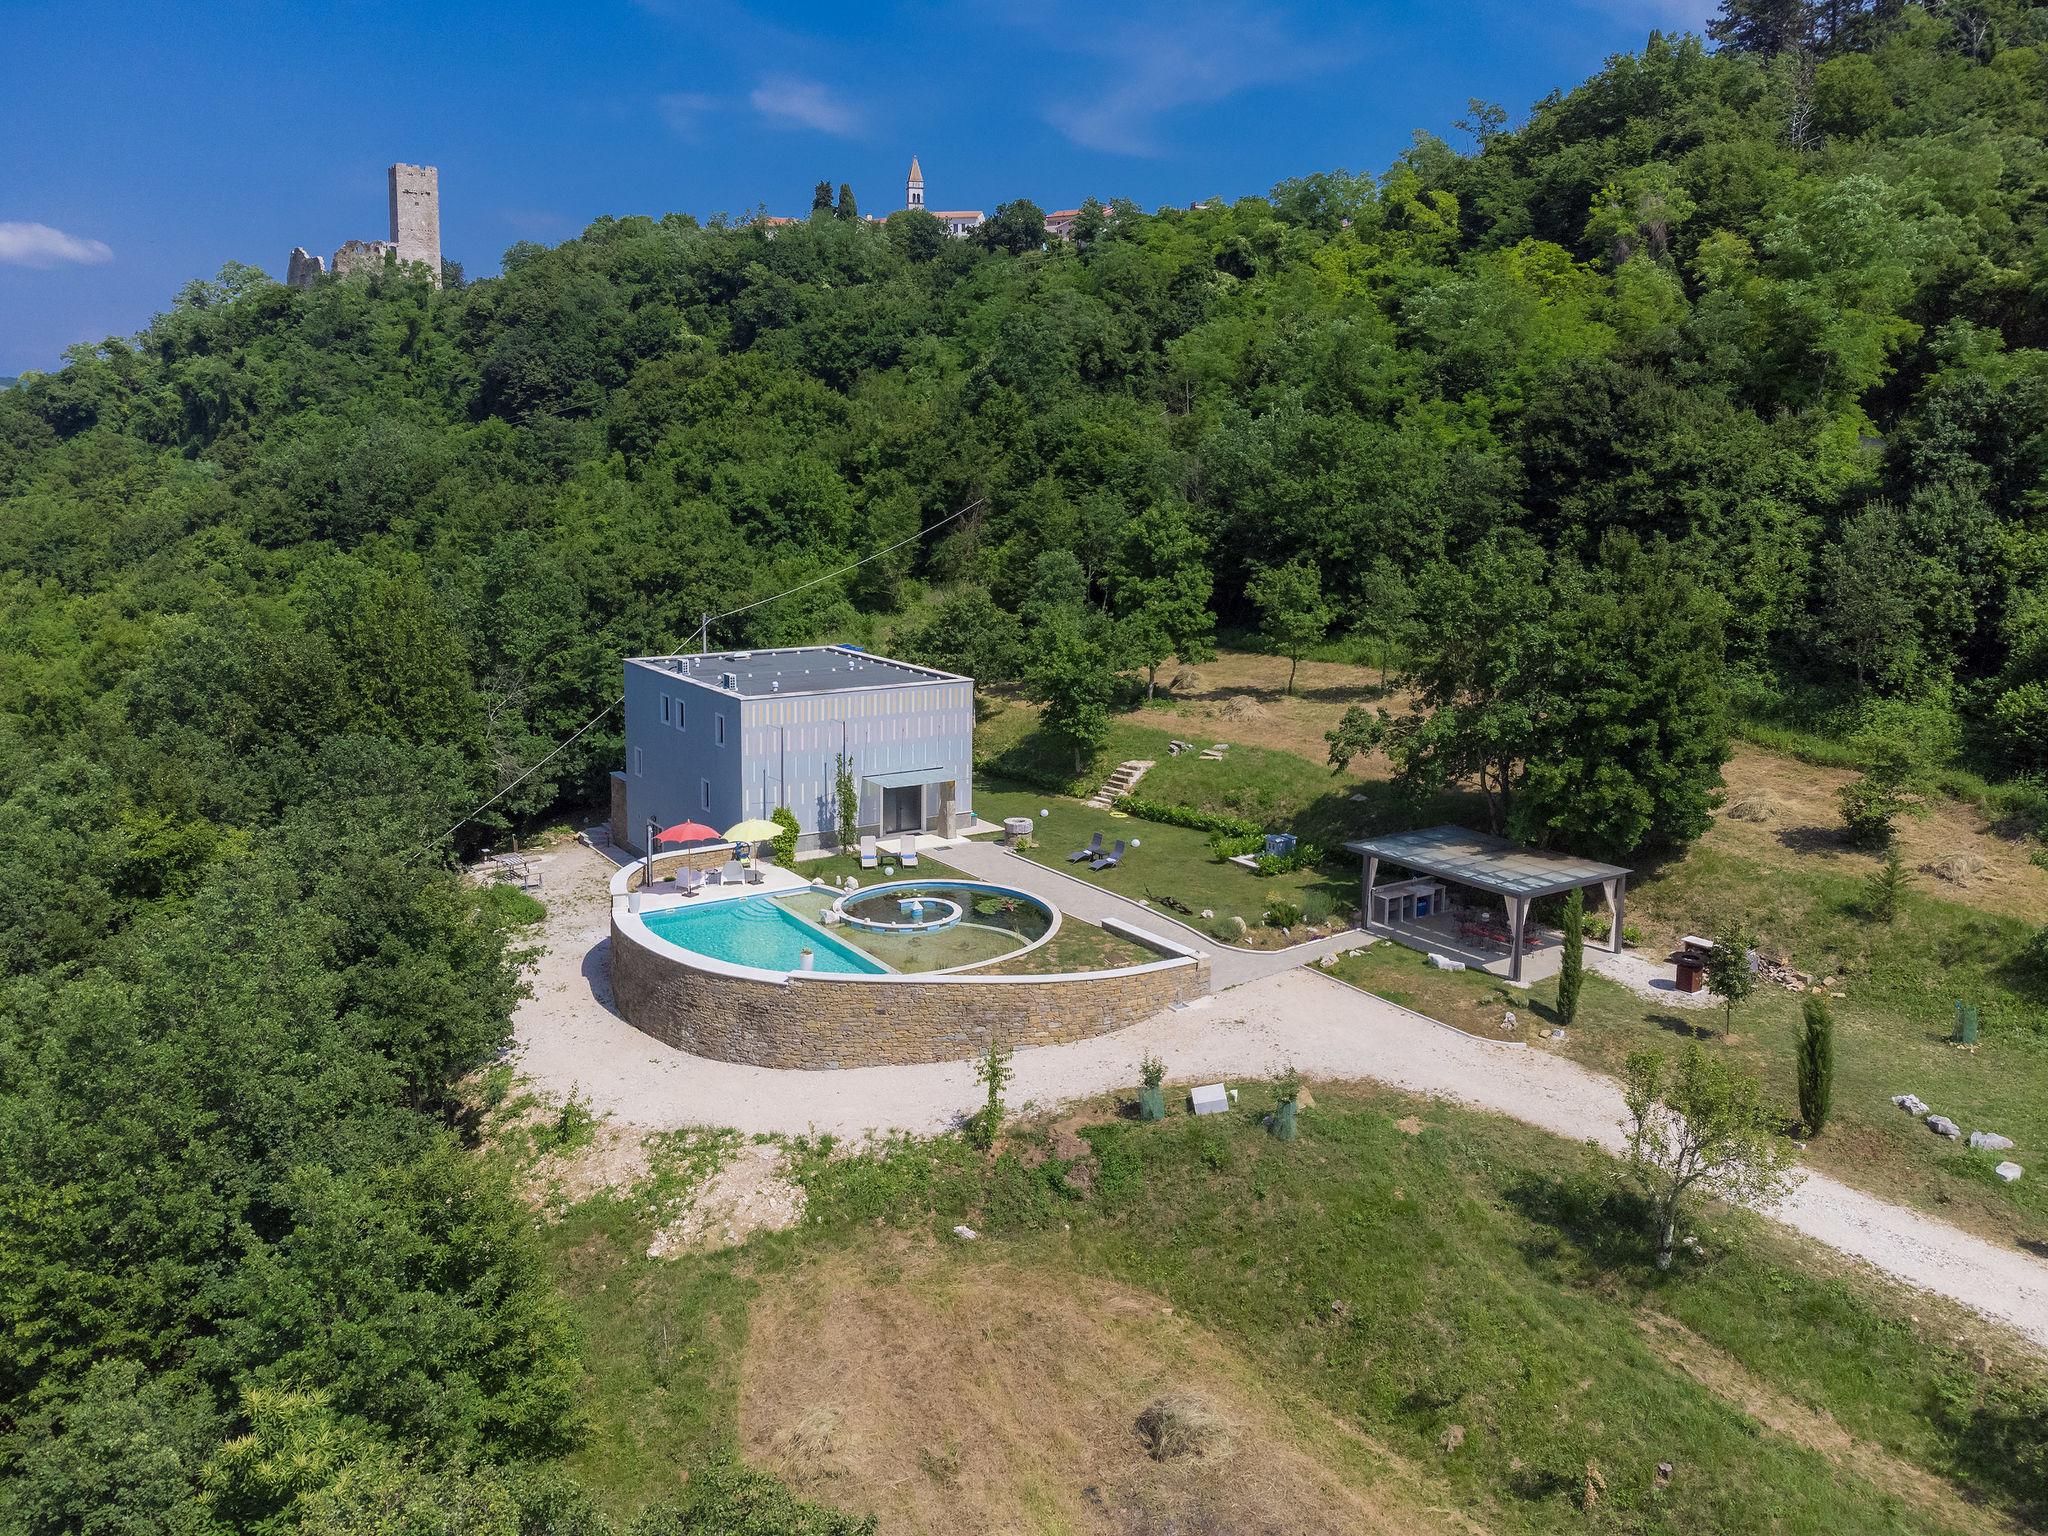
[654,820,720,845]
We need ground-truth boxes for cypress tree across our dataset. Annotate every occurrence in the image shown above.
[811,179,833,216]
[1797,994,1835,1136]
[1557,887,1585,1026]
[835,182,858,220]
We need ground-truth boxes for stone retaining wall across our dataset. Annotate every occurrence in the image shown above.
[610,915,1208,1069]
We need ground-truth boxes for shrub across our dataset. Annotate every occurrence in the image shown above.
[1865,844,1909,921]
[1209,830,1264,859]
[1265,899,1303,929]
[1253,842,1323,876]
[1301,891,1334,926]
[480,883,547,927]
[966,1037,1013,1151]
[834,754,859,849]
[1839,775,1905,847]
[1140,1053,1166,1089]
[1113,796,1260,838]
[1557,888,1584,1027]
[2017,925,2048,994]
[770,805,801,864]
[1797,995,1835,1137]
[633,1460,877,1534]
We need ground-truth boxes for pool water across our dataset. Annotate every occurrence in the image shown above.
[642,896,885,975]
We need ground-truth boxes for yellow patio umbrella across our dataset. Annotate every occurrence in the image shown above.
[722,818,782,844]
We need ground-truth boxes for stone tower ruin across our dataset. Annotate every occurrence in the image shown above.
[286,163,441,289]
[388,163,441,278]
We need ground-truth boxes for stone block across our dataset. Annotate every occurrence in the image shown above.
[1189,1083,1229,1116]
[1969,1130,2014,1152]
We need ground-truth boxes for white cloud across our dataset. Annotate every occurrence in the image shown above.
[1030,3,1354,157]
[0,222,113,268]
[749,74,863,136]
[657,90,720,137]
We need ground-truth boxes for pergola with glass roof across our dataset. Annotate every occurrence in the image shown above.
[1344,825,1630,984]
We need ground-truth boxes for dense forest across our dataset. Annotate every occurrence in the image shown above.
[2,2,2046,1530]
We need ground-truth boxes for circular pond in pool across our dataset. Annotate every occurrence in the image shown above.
[838,891,966,934]
[780,880,1060,974]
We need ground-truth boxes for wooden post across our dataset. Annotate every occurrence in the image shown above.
[1605,875,1626,953]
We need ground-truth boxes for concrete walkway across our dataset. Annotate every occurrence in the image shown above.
[938,837,1363,989]
[515,839,2048,1353]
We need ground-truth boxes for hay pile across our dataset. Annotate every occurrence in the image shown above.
[1926,852,1986,887]
[1136,1393,1232,1461]
[1721,791,1778,824]
[1218,694,1267,721]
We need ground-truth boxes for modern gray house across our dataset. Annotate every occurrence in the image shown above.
[609,646,975,855]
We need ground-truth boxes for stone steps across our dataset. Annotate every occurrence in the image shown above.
[1086,759,1155,809]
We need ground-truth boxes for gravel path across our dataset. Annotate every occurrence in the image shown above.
[515,839,2048,1352]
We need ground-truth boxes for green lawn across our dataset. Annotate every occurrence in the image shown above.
[981,919,1157,974]
[975,784,1357,947]
[1330,925,2048,1249]
[544,1087,2048,1533]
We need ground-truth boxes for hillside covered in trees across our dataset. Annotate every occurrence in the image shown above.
[2,2,2046,1530]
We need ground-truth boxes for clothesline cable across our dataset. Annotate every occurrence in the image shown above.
[406,497,985,862]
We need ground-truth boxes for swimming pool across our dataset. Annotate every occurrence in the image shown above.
[641,895,886,975]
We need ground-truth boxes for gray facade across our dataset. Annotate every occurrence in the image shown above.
[617,646,974,854]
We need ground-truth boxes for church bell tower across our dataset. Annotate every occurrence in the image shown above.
[905,155,925,210]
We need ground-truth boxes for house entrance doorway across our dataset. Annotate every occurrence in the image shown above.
[882,783,924,835]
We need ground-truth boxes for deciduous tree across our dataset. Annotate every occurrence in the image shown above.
[1624,1044,1799,1268]
[1246,559,1332,696]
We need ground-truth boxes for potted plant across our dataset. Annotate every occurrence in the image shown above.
[1271,1066,1301,1140]
[798,947,815,972]
[1138,1054,1167,1121]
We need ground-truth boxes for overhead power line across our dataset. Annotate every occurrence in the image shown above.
[409,497,984,862]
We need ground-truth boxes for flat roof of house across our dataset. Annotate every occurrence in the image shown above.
[629,645,967,698]
[1345,824,1629,901]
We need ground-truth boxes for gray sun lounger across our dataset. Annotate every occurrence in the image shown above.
[1067,832,1104,863]
[1091,838,1126,871]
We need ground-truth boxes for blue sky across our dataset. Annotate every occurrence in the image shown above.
[0,0,1715,376]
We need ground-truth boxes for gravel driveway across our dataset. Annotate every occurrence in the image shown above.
[514,838,2048,1352]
